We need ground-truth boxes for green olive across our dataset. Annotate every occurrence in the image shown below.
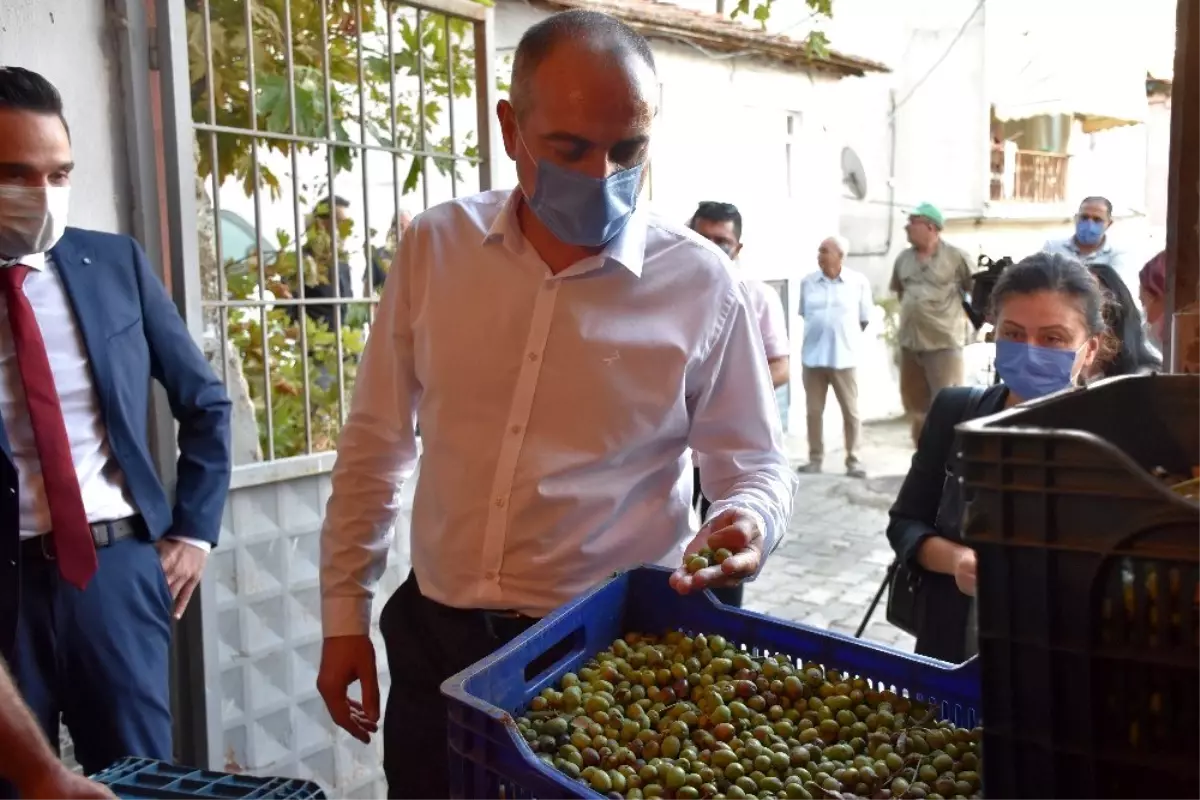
[519,631,983,799]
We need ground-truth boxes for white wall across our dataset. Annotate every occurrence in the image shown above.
[0,0,131,235]
[816,0,990,294]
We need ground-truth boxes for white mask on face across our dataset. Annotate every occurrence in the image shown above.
[0,185,70,259]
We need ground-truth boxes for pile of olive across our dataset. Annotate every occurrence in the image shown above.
[686,547,732,574]
[516,632,982,800]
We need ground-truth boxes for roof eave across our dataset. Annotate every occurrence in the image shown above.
[522,0,890,78]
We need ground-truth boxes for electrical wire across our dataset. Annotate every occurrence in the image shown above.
[889,0,986,118]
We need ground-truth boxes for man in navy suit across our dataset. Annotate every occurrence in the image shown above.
[0,66,231,782]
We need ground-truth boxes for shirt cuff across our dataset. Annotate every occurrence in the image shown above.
[168,535,212,553]
[321,595,373,638]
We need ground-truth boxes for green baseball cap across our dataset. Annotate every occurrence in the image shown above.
[910,202,944,229]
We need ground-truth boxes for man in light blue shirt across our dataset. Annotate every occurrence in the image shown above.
[798,235,872,478]
[1043,195,1132,292]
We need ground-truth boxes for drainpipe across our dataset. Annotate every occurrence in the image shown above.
[852,89,898,258]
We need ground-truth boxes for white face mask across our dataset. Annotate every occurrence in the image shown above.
[0,185,70,259]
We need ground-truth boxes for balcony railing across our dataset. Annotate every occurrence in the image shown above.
[990,145,1070,204]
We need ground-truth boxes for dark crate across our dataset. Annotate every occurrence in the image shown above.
[441,566,981,799]
[91,758,326,799]
[958,373,1200,799]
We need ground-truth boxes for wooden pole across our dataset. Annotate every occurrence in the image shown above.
[1165,0,1199,372]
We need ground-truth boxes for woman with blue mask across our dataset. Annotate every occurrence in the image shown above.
[886,252,1108,663]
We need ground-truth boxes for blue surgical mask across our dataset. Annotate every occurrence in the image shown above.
[520,134,644,247]
[994,339,1082,401]
[1075,218,1106,246]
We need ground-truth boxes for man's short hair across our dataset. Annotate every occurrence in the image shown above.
[0,66,69,137]
[510,10,656,116]
[1080,195,1113,217]
[690,201,742,241]
[823,234,850,257]
[312,195,350,219]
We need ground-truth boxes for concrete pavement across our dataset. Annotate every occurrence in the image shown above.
[744,417,918,652]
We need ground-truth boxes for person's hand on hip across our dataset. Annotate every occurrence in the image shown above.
[156,539,209,620]
[669,508,764,595]
[317,635,381,743]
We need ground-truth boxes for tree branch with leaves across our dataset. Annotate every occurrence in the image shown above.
[185,0,484,458]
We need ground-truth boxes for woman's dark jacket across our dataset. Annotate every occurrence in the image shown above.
[886,384,1009,663]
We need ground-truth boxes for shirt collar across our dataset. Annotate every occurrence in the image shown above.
[482,188,646,278]
[0,251,47,271]
[1068,236,1113,255]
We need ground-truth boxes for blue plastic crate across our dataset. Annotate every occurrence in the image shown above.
[91,758,326,799]
[441,566,981,799]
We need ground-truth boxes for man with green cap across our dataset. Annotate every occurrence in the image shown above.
[889,202,973,445]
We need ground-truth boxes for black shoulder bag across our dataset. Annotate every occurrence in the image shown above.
[885,386,988,637]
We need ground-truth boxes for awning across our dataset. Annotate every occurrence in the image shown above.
[987,1,1151,132]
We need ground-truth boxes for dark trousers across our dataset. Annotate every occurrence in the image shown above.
[380,572,536,799]
[1,536,173,795]
[691,468,746,609]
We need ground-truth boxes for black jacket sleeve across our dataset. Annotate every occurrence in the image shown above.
[886,388,973,570]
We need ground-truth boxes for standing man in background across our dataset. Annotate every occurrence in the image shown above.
[366,209,413,296]
[290,194,355,332]
[687,202,791,390]
[0,66,232,783]
[797,235,871,479]
[1042,196,1130,290]
[687,200,791,608]
[315,13,796,797]
[890,202,972,445]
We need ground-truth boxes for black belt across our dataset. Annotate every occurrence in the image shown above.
[20,515,147,561]
[409,571,538,641]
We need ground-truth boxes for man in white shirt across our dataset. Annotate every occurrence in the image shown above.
[688,202,791,388]
[798,235,872,478]
[315,11,796,798]
[687,200,790,608]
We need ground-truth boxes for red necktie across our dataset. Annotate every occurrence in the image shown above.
[1,265,97,589]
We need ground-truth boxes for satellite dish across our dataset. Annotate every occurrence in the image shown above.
[841,146,868,201]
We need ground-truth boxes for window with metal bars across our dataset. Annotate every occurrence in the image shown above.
[185,0,494,464]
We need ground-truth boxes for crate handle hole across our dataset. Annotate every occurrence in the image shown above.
[523,626,586,686]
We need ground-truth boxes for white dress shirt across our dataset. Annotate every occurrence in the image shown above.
[0,252,207,551]
[744,279,790,360]
[798,268,873,370]
[320,190,797,636]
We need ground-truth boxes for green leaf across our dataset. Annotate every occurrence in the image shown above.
[402,158,422,193]
[804,31,831,60]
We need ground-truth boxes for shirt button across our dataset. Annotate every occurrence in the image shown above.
[527,352,539,361]
[485,570,498,580]
[495,497,506,508]
[510,424,521,434]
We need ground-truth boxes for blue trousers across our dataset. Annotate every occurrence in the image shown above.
[4,537,173,787]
